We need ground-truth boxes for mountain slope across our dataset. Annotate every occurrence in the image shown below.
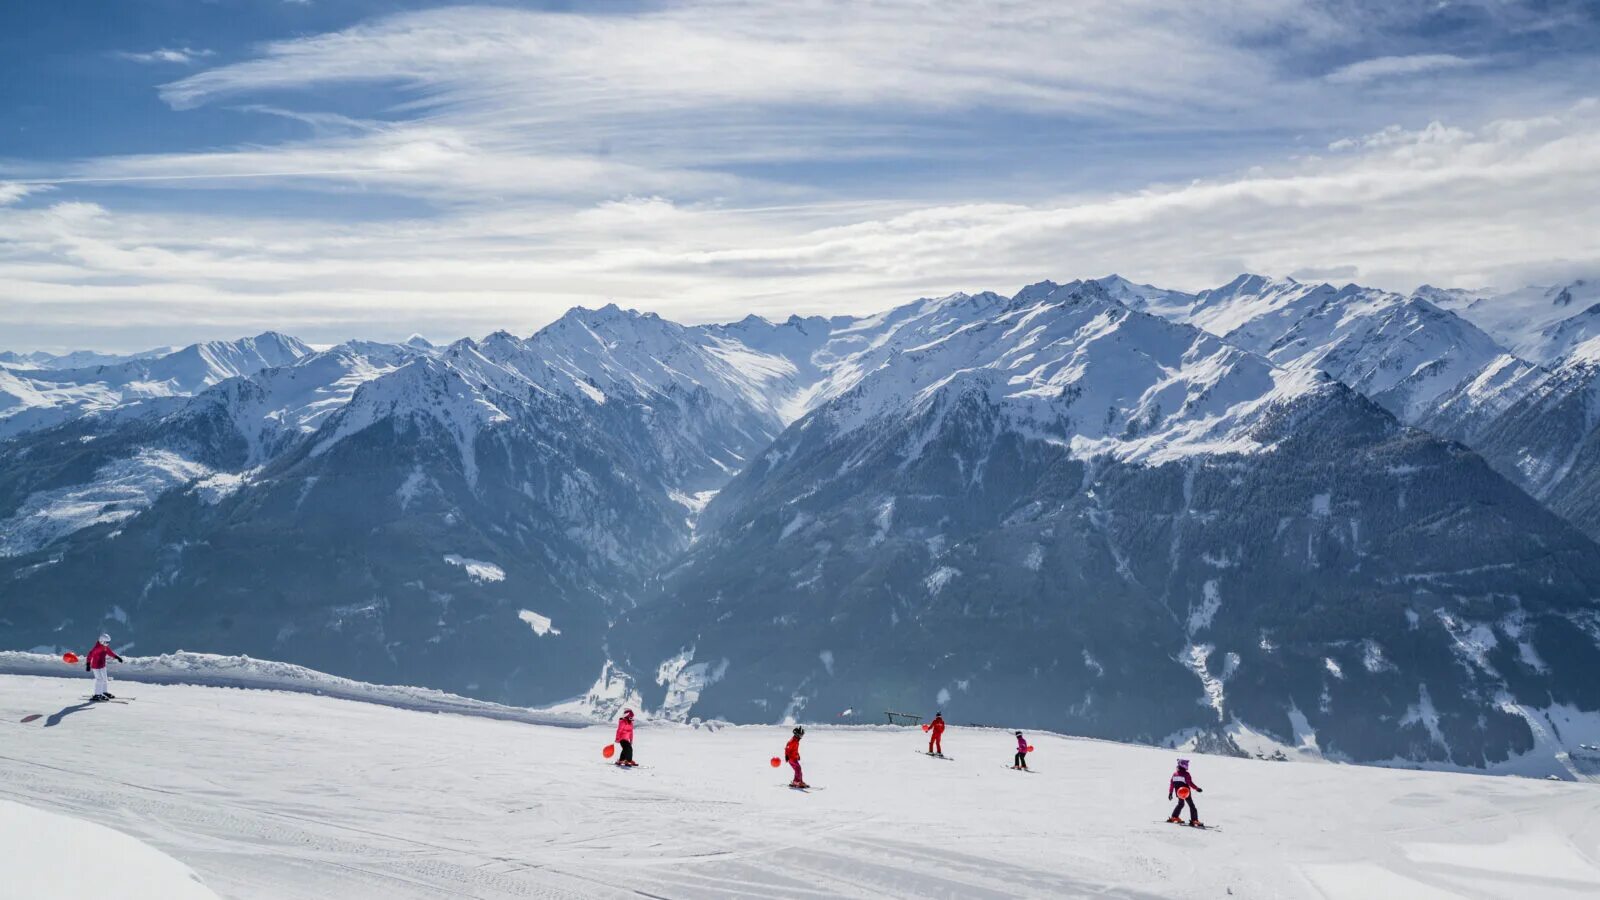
[617,282,1600,766]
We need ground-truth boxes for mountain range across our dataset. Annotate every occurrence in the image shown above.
[6,272,1600,770]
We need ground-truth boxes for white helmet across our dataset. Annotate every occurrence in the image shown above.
[98,633,111,644]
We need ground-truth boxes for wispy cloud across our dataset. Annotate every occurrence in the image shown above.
[6,1,1600,349]
[1325,53,1479,84]
[117,47,216,65]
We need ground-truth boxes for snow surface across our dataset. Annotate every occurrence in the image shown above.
[443,553,507,583]
[0,797,219,899]
[2,668,1598,898]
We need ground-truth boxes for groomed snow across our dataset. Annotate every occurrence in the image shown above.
[0,797,219,899]
[2,668,1598,898]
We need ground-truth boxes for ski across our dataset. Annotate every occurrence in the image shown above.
[20,714,42,723]
[917,752,953,761]
[1003,766,1037,773]
[783,785,823,791]
[1161,820,1218,831]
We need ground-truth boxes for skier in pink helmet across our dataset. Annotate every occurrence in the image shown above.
[615,709,638,767]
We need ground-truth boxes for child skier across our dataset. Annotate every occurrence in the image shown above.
[927,712,946,756]
[85,634,123,702]
[784,726,807,788]
[1167,758,1204,826]
[615,708,638,767]
[1012,731,1029,770]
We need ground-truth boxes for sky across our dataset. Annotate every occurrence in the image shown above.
[2,0,1599,352]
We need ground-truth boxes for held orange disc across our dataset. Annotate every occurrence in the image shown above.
[770,757,782,768]
[602,744,616,759]
[1177,785,1190,799]
[62,652,79,664]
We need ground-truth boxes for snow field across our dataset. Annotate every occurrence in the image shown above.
[0,796,219,899]
[2,674,1599,898]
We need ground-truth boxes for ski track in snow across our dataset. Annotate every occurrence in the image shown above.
[2,675,1599,898]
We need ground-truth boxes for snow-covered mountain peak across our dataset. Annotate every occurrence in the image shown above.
[806,280,1323,464]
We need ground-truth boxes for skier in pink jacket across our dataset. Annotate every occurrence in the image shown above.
[615,709,638,767]
[1012,731,1030,770]
[1167,758,1203,826]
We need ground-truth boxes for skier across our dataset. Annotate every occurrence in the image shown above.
[784,726,808,788]
[927,712,946,756]
[1012,731,1029,770]
[615,708,638,767]
[85,634,124,702]
[1167,758,1204,826]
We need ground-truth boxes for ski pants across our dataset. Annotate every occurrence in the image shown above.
[618,739,633,765]
[92,667,108,696]
[929,733,942,754]
[1014,752,1027,768]
[788,760,804,784]
[1171,795,1198,821]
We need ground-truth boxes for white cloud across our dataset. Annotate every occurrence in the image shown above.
[6,2,1600,349]
[0,182,43,205]
[3,101,1597,348]
[1325,53,1478,85]
[118,47,215,65]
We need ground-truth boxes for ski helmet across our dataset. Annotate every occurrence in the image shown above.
[621,708,633,719]
[98,633,110,644]
[793,726,805,736]
[1014,731,1023,737]
[1176,758,1190,769]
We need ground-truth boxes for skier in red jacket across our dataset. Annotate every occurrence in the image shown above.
[1167,758,1204,826]
[784,726,807,788]
[927,712,946,756]
[615,709,638,767]
[85,634,124,702]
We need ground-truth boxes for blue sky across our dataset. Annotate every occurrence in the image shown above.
[3,0,1599,351]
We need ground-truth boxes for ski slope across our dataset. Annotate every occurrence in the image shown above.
[2,673,1598,899]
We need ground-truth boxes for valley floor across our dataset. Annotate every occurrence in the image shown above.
[2,674,1598,899]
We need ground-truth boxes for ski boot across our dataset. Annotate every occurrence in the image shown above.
[103,692,115,699]
[1167,816,1182,824]
[1189,820,1204,828]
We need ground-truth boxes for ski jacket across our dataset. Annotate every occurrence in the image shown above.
[930,716,945,735]
[86,644,121,670]
[784,737,801,762]
[1169,768,1198,796]
[615,717,634,742]
[1016,734,1028,752]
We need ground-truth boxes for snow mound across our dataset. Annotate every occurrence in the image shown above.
[0,650,590,727]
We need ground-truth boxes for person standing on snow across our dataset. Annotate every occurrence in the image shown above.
[85,634,124,702]
[1012,731,1029,770]
[927,712,946,756]
[615,709,638,767]
[784,726,808,788]
[1167,758,1204,826]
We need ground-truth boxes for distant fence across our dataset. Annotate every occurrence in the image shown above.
[885,710,923,726]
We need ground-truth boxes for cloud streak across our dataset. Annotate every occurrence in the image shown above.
[117,47,216,65]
